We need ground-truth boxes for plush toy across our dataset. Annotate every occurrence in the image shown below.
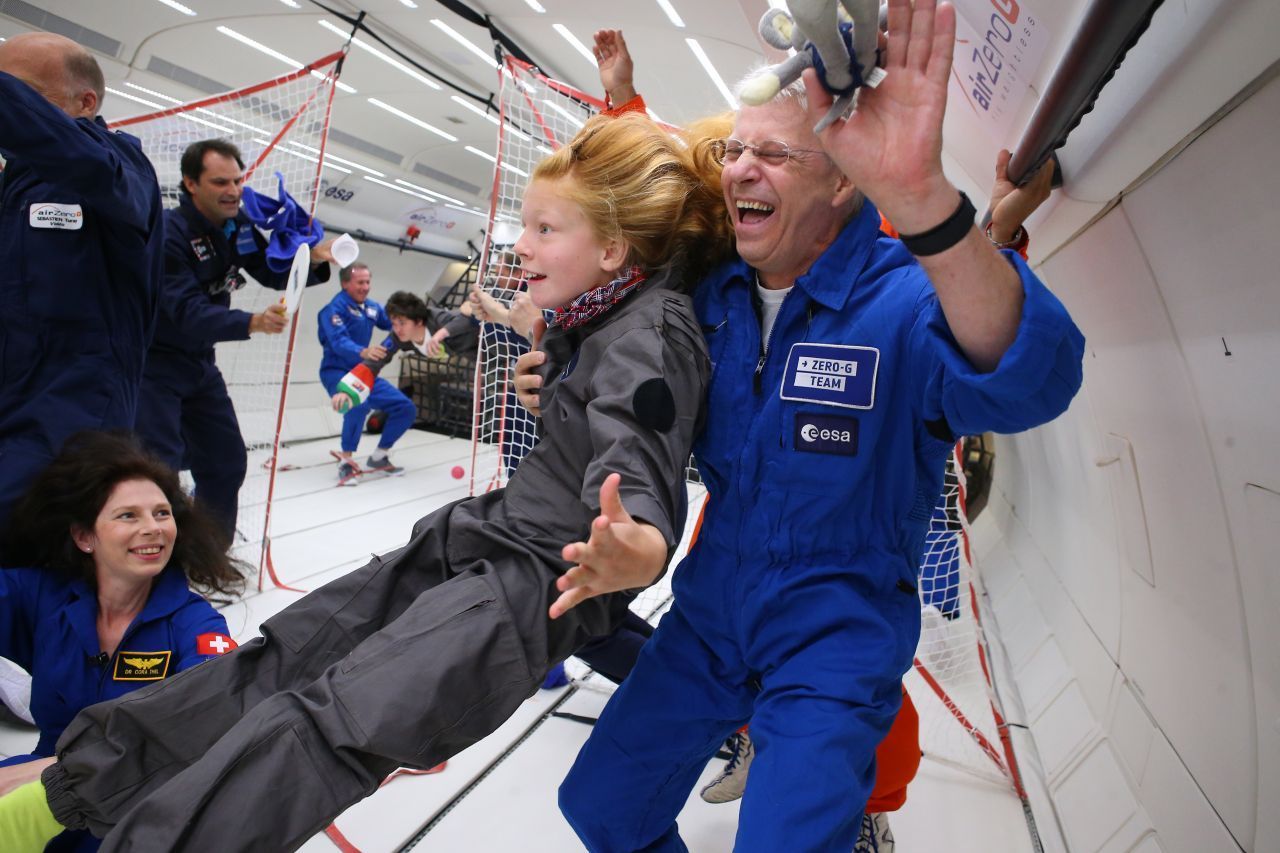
[739,0,884,132]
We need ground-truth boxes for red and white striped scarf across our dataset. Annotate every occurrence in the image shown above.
[552,266,647,330]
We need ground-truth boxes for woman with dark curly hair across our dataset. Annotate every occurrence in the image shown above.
[0,431,242,851]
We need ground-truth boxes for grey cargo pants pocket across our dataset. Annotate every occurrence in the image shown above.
[330,573,538,764]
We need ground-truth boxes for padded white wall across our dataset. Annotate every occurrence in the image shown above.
[977,70,1280,852]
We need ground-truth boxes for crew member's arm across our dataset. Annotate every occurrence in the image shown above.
[235,225,331,291]
[804,0,1028,373]
[593,30,647,116]
[0,73,157,233]
[0,571,55,799]
[0,570,36,677]
[813,0,1081,434]
[172,603,235,672]
[159,230,261,345]
[322,307,388,412]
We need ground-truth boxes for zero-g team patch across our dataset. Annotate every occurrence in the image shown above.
[780,343,879,409]
[794,412,859,456]
[113,650,172,681]
[29,202,84,230]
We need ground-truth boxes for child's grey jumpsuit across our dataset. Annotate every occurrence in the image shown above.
[42,274,709,852]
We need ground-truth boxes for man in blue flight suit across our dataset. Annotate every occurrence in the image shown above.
[135,139,332,544]
[317,262,418,484]
[0,34,164,541]
[537,3,1088,850]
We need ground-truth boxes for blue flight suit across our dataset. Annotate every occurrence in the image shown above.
[135,195,329,542]
[0,564,230,852]
[317,291,416,454]
[560,202,1086,852]
[0,73,163,539]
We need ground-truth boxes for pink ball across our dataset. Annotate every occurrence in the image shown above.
[451,465,465,480]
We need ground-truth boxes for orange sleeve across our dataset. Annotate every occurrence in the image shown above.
[603,93,648,117]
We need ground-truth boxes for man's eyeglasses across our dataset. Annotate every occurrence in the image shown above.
[709,138,826,166]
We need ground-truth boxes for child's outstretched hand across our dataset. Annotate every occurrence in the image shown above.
[550,473,668,619]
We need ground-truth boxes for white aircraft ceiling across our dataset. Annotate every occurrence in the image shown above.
[5,0,1278,262]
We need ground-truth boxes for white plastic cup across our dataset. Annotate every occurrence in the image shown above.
[331,233,360,268]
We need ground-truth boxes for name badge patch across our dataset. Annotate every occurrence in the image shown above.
[781,343,878,409]
[794,412,859,456]
[29,202,84,230]
[113,650,172,681]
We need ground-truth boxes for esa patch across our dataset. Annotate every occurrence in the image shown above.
[793,412,859,456]
[633,377,676,432]
[196,632,238,655]
[780,343,878,409]
[189,236,213,261]
[235,224,257,254]
[113,650,172,681]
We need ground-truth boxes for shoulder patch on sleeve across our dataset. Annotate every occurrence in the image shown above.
[196,632,238,655]
[633,377,676,433]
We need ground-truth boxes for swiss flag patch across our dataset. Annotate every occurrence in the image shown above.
[196,633,238,655]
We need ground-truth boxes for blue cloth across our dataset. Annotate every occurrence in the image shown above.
[149,193,329,360]
[0,72,164,538]
[316,291,391,373]
[317,291,415,452]
[0,564,229,851]
[135,194,329,541]
[239,173,325,274]
[320,369,416,453]
[135,359,247,542]
[560,201,1085,851]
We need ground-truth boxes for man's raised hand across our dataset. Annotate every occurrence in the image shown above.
[802,0,959,234]
[550,473,668,619]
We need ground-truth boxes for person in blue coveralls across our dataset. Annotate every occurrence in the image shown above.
[0,431,244,851]
[0,33,164,544]
[518,2,1087,850]
[317,262,419,484]
[133,139,333,546]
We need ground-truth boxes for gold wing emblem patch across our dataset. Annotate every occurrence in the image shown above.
[113,650,172,681]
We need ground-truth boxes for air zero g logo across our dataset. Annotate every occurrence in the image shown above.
[28,202,84,230]
[794,413,859,456]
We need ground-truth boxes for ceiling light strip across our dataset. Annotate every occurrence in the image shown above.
[685,38,736,109]
[155,0,196,16]
[367,98,458,142]
[394,178,465,206]
[655,0,686,28]
[430,19,498,69]
[552,24,597,67]
[318,20,442,91]
[363,175,437,203]
[217,26,355,93]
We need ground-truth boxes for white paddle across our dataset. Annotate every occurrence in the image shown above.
[283,242,310,316]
